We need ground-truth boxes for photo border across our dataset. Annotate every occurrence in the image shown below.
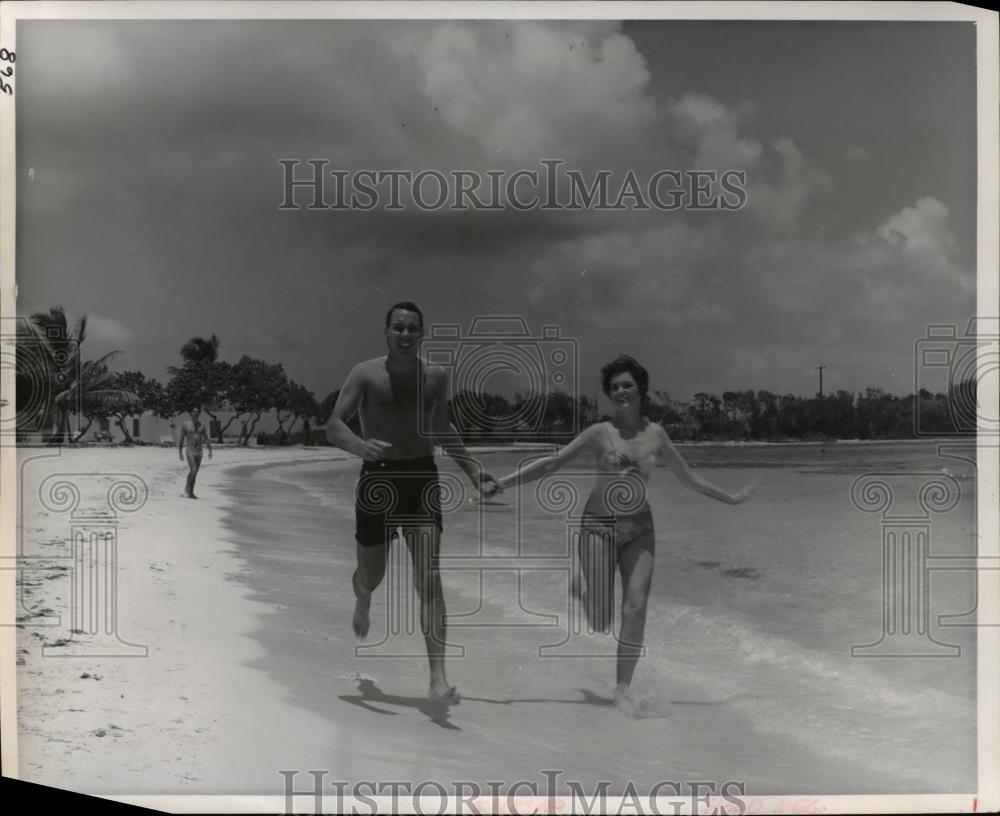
[1,2,996,813]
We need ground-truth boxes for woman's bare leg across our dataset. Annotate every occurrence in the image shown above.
[615,530,655,692]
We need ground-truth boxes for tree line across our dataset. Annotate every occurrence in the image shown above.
[13,306,977,445]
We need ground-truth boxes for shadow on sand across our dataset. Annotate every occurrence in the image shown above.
[337,680,620,730]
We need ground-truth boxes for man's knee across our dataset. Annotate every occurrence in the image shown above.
[359,569,385,593]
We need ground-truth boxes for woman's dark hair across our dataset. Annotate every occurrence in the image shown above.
[384,301,424,330]
[600,355,650,403]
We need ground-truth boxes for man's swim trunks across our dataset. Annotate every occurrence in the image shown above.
[355,456,443,547]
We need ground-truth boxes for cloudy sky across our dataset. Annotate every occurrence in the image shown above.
[16,18,977,403]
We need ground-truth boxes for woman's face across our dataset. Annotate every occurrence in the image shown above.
[608,372,640,411]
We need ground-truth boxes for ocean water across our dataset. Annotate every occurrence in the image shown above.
[220,440,979,793]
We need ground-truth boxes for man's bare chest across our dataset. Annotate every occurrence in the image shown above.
[365,373,437,412]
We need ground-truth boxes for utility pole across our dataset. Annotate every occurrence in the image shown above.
[815,365,827,399]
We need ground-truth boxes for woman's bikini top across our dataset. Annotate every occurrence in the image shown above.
[601,424,640,474]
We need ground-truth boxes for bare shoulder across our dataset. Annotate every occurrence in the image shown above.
[650,420,673,447]
[577,421,607,446]
[422,361,449,389]
[594,420,614,437]
[349,357,386,382]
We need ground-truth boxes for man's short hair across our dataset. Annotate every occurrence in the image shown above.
[385,301,424,330]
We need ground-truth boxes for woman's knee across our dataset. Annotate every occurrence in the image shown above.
[620,593,649,623]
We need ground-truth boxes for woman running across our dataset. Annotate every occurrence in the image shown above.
[496,355,753,710]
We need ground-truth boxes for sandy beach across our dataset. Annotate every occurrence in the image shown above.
[9,441,981,802]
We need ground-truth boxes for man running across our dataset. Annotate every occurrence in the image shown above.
[324,301,499,703]
[178,407,212,498]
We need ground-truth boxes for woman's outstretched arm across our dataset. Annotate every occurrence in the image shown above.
[655,424,752,505]
[497,423,603,490]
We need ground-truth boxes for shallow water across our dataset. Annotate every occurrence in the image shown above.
[219,440,978,794]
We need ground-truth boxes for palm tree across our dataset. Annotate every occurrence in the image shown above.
[169,334,220,374]
[167,334,223,434]
[17,307,78,435]
[18,307,123,443]
[71,361,138,442]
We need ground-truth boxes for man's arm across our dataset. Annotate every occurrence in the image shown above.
[431,369,498,494]
[178,425,186,461]
[205,427,212,458]
[438,421,495,490]
[324,364,391,461]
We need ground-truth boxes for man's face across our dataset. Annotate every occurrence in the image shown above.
[191,408,201,423]
[385,309,423,357]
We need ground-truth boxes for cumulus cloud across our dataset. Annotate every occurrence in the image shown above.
[526,219,732,329]
[667,93,831,233]
[668,92,763,170]
[875,196,956,259]
[16,21,975,399]
[749,137,834,233]
[399,22,658,168]
[85,314,133,347]
[846,145,872,165]
[744,195,973,353]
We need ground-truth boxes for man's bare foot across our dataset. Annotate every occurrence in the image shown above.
[429,680,460,705]
[352,570,371,638]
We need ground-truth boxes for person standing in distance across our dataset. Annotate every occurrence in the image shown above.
[178,406,212,499]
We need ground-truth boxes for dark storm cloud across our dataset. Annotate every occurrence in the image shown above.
[14,18,978,399]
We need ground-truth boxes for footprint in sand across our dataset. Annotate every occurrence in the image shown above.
[697,561,721,569]
[723,566,762,580]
